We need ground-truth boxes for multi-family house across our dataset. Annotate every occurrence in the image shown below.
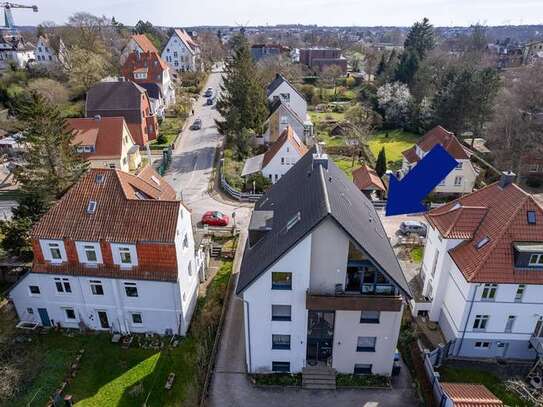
[262,99,313,146]
[34,34,67,67]
[120,34,160,65]
[161,29,200,72]
[0,31,34,69]
[299,48,347,74]
[411,172,543,360]
[237,148,411,377]
[66,116,141,172]
[242,126,308,184]
[86,79,159,147]
[9,167,201,335]
[251,44,289,62]
[267,74,308,122]
[401,126,476,195]
[121,50,176,112]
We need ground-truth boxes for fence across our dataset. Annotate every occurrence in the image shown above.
[419,339,456,407]
[219,163,263,202]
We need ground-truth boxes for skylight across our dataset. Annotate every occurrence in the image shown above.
[286,212,301,231]
[528,211,537,225]
[95,174,105,184]
[476,236,490,250]
[86,200,97,214]
[151,175,161,186]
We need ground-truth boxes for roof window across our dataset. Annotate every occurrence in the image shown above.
[528,210,537,225]
[95,174,105,184]
[86,200,97,214]
[286,212,301,231]
[475,236,490,250]
[151,175,160,186]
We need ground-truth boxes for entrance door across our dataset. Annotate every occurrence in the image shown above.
[306,311,335,367]
[97,311,110,329]
[37,308,51,327]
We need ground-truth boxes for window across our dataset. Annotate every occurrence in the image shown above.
[515,285,525,302]
[475,236,490,250]
[174,51,178,57]
[360,310,380,324]
[131,313,143,324]
[281,157,285,165]
[454,176,463,186]
[28,285,40,295]
[86,200,97,214]
[124,283,138,297]
[528,211,537,225]
[455,162,463,170]
[505,315,516,333]
[529,254,543,266]
[188,262,192,276]
[286,212,301,231]
[272,361,290,372]
[474,341,490,348]
[481,284,497,301]
[354,364,372,375]
[272,305,292,321]
[135,72,147,80]
[84,245,98,263]
[357,336,376,352]
[55,278,71,294]
[473,315,489,331]
[271,272,292,290]
[90,280,104,295]
[112,244,136,267]
[64,308,76,321]
[26,307,34,314]
[48,242,62,261]
[280,115,288,124]
[272,334,291,350]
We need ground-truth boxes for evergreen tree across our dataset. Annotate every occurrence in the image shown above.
[395,18,435,85]
[216,33,268,159]
[15,92,89,200]
[375,147,387,178]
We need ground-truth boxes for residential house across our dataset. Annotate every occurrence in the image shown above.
[121,50,176,113]
[161,29,200,72]
[9,167,202,335]
[411,172,543,360]
[120,34,159,65]
[242,126,308,184]
[66,116,141,172]
[34,34,67,67]
[401,126,476,194]
[251,44,289,62]
[267,74,308,124]
[262,99,313,146]
[352,164,386,200]
[237,148,411,375]
[299,48,347,74]
[86,79,159,147]
[523,40,543,65]
[523,154,543,180]
[440,383,504,407]
[0,31,34,69]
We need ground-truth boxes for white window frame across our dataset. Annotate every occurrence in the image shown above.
[481,284,497,301]
[63,307,78,322]
[515,284,525,302]
[505,315,516,333]
[454,176,463,186]
[90,280,104,296]
[40,239,67,264]
[54,277,72,294]
[474,341,490,349]
[28,285,40,296]
[529,253,543,266]
[473,315,489,331]
[124,282,139,298]
[111,244,138,267]
[130,312,143,325]
[75,241,102,265]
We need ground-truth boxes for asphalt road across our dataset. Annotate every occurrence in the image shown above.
[163,70,252,229]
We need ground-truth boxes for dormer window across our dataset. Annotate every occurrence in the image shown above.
[76,242,102,265]
[111,244,138,268]
[529,254,543,266]
[40,240,67,264]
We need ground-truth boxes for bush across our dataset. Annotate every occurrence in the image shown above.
[336,374,391,388]
[251,374,302,386]
[244,173,272,193]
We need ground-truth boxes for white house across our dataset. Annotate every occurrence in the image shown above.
[242,126,308,184]
[237,148,411,377]
[161,29,200,72]
[34,35,67,67]
[411,172,543,360]
[401,126,476,194]
[262,99,314,146]
[0,31,34,70]
[9,167,203,336]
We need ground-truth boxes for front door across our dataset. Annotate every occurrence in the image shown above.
[306,311,335,367]
[97,311,109,329]
[37,308,51,327]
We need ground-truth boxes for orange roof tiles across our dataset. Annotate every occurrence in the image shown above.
[352,164,386,192]
[174,29,198,53]
[426,181,543,284]
[402,126,469,163]
[131,34,159,54]
[441,383,504,407]
[262,126,308,167]
[121,51,169,83]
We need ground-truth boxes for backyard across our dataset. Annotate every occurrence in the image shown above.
[2,260,233,407]
[149,117,185,151]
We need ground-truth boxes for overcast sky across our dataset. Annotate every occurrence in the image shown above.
[12,0,543,27]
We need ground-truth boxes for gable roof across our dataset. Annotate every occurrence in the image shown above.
[86,80,148,123]
[121,50,168,83]
[173,29,198,54]
[236,148,411,296]
[267,73,306,102]
[402,126,469,163]
[130,34,159,54]
[262,126,308,167]
[32,166,180,244]
[426,181,543,284]
[66,117,133,159]
[268,98,305,125]
[440,383,503,407]
[352,164,386,192]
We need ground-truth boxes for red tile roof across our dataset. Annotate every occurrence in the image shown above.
[441,383,503,407]
[262,126,308,167]
[402,126,469,163]
[121,51,169,84]
[66,117,133,159]
[32,167,180,244]
[426,181,543,284]
[174,29,198,53]
[130,34,159,54]
[352,164,386,192]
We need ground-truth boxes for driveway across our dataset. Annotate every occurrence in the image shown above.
[163,70,252,229]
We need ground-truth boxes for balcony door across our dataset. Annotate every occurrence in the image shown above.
[306,311,335,367]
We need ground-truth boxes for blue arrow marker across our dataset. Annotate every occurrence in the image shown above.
[386,144,458,216]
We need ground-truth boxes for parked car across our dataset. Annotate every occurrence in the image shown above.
[206,95,216,106]
[190,119,202,130]
[204,87,213,97]
[201,211,229,227]
[399,221,427,237]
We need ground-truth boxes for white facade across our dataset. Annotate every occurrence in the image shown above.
[34,37,66,66]
[0,45,33,69]
[268,81,308,124]
[10,205,201,336]
[161,31,200,72]
[261,138,306,184]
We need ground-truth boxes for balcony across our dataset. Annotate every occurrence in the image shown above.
[530,335,543,355]
[306,289,403,312]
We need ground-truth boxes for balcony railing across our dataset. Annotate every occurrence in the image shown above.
[306,289,403,312]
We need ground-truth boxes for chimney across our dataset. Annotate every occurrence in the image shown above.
[312,152,329,170]
[93,115,101,121]
[499,171,516,188]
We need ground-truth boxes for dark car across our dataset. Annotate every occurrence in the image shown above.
[206,95,216,106]
[190,119,202,130]
[399,221,427,237]
[201,211,229,227]
[204,87,213,97]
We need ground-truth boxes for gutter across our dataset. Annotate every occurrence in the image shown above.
[457,283,481,356]
[242,298,252,373]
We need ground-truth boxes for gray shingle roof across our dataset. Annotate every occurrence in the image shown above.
[266,73,307,102]
[236,148,412,297]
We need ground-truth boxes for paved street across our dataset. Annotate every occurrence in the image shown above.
[163,70,252,229]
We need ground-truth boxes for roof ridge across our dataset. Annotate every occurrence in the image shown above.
[445,207,464,237]
[318,164,331,214]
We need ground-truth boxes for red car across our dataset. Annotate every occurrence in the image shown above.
[201,211,229,226]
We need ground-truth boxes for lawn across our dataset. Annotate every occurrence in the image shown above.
[410,247,424,263]
[438,366,532,407]
[309,111,345,125]
[331,156,357,180]
[150,117,185,150]
[367,130,419,164]
[5,261,234,407]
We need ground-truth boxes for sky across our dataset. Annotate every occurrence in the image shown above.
[11,0,543,27]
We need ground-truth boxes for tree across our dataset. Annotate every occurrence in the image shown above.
[375,147,387,178]
[320,65,343,98]
[256,54,303,85]
[134,20,166,50]
[198,31,226,71]
[344,104,381,166]
[27,78,69,105]
[216,33,268,156]
[376,82,412,129]
[14,92,88,200]
[66,12,109,53]
[66,47,110,96]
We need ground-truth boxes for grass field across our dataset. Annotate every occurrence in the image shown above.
[309,111,346,125]
[331,156,357,180]
[150,117,185,150]
[367,130,419,163]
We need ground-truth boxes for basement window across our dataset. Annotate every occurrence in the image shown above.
[475,236,490,250]
[286,212,301,231]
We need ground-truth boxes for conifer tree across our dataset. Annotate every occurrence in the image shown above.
[375,147,387,178]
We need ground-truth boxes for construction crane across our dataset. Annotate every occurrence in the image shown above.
[0,2,38,30]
